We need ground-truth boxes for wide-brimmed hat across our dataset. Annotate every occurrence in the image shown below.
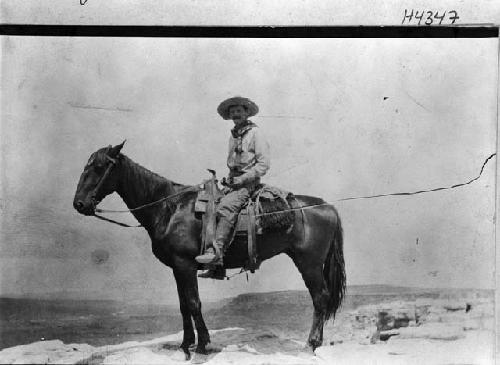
[217,96,259,120]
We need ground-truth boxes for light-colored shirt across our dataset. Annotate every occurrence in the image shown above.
[227,126,270,184]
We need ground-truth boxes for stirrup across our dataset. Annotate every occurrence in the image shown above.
[195,246,222,265]
[198,267,226,280]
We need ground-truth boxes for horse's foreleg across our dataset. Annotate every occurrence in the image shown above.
[175,263,211,354]
[186,274,211,354]
[173,270,195,357]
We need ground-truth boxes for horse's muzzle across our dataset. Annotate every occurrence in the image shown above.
[73,198,96,216]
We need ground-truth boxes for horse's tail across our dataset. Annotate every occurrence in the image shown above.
[323,209,346,320]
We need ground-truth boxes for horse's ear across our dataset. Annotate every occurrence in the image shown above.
[109,140,126,157]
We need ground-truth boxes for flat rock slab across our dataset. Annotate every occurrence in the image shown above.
[316,330,494,365]
[0,340,94,364]
[392,323,465,341]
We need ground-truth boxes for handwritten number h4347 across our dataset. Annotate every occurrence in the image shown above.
[402,9,460,25]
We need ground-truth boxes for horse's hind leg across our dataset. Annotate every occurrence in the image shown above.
[290,253,330,351]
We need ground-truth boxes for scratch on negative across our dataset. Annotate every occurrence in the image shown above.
[67,102,133,112]
[259,115,313,120]
[402,90,430,112]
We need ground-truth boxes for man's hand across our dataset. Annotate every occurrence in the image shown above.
[230,176,244,188]
[223,176,244,188]
[220,176,242,193]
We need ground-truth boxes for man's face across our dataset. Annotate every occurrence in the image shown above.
[228,105,249,126]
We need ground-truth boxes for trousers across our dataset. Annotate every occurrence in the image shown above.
[216,187,251,229]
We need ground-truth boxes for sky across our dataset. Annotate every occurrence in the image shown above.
[0,36,497,304]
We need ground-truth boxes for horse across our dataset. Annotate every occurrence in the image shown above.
[73,141,346,359]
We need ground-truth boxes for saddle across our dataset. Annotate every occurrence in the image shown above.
[194,172,294,273]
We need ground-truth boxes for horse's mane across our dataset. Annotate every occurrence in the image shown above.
[119,153,194,204]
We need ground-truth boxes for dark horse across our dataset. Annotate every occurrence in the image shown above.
[73,142,345,358]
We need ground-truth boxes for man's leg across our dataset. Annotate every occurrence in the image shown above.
[196,188,250,276]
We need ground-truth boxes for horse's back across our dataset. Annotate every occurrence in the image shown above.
[293,194,340,224]
[223,193,339,269]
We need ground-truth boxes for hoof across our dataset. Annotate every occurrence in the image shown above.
[181,345,192,361]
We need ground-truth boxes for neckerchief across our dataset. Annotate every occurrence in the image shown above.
[231,121,257,153]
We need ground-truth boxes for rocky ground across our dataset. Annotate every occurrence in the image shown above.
[0,287,494,364]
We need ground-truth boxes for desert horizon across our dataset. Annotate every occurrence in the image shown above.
[0,283,494,301]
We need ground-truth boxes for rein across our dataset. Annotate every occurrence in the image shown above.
[95,184,200,214]
[256,152,496,217]
[93,153,495,227]
[90,152,200,228]
[93,185,200,228]
[94,213,143,227]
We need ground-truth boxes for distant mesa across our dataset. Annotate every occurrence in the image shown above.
[91,249,110,264]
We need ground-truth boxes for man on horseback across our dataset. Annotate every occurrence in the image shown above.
[196,96,270,279]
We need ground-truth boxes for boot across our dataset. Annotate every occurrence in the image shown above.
[195,217,234,265]
[195,244,223,265]
[197,265,226,280]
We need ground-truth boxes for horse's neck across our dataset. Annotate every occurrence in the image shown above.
[115,155,181,231]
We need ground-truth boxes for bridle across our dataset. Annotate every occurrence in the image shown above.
[90,154,119,206]
[88,153,145,227]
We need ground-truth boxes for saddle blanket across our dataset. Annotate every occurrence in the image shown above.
[236,184,294,233]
